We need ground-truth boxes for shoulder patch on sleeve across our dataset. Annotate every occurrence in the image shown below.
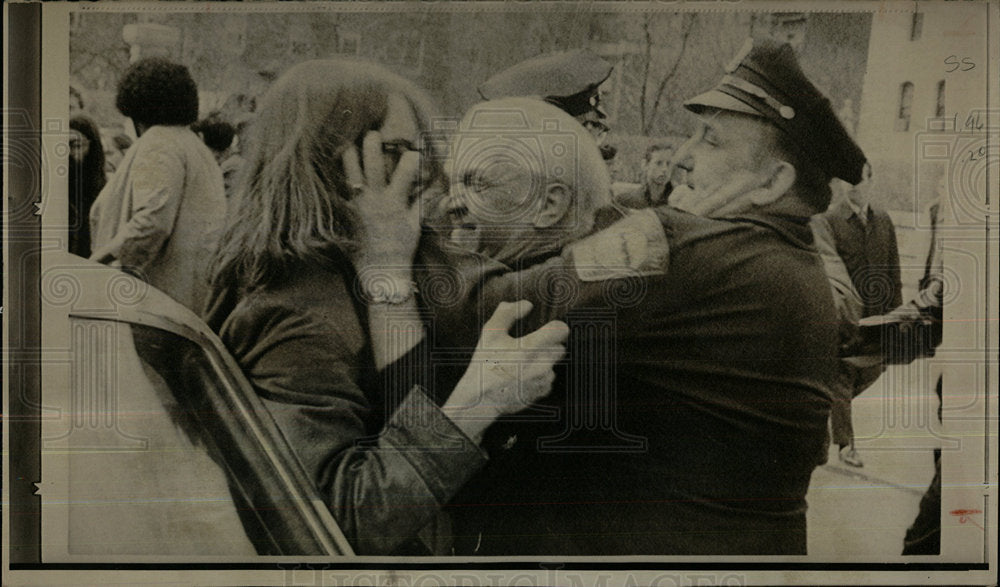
[567,208,669,282]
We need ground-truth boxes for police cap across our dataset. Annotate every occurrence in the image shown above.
[479,50,613,119]
[684,38,867,185]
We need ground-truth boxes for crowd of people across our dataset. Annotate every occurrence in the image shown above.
[70,37,944,557]
[67,80,240,263]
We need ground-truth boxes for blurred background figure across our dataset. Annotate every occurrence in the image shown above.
[192,116,236,164]
[478,49,615,158]
[614,141,680,209]
[813,165,902,468]
[69,84,85,116]
[192,117,243,199]
[68,115,106,258]
[897,185,945,554]
[836,176,945,553]
[218,137,246,201]
[845,173,946,553]
[89,57,227,313]
[102,133,133,176]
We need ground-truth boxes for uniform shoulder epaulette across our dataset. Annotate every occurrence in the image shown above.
[566,208,669,282]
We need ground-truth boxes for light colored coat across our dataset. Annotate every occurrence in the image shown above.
[90,125,227,313]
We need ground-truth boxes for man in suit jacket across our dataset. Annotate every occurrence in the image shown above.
[815,168,903,467]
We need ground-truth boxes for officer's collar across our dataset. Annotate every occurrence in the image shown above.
[721,212,816,250]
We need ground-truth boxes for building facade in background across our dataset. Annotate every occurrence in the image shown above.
[857,3,988,213]
[855,3,990,299]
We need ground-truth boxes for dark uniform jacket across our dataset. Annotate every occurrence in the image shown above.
[417,206,840,555]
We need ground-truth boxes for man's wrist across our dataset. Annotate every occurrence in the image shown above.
[444,373,504,422]
[439,403,500,446]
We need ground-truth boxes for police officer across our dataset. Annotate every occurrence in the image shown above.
[407,39,868,555]
[479,49,616,159]
[677,38,866,216]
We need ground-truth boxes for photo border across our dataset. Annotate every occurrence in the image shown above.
[4,1,998,585]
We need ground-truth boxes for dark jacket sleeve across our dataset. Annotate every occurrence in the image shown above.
[810,214,864,354]
[418,239,590,346]
[220,298,488,555]
[417,210,660,345]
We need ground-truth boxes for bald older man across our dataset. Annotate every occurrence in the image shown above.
[438,98,616,265]
[415,98,660,553]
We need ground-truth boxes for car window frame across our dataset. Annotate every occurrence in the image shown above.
[67,301,354,556]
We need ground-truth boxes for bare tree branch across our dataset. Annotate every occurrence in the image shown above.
[645,13,695,135]
[640,18,652,133]
[71,51,101,79]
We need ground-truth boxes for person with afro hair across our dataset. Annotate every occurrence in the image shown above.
[89,57,227,312]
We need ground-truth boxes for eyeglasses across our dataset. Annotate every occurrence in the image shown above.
[380,139,443,202]
[581,120,610,139]
[381,139,417,157]
[377,139,414,181]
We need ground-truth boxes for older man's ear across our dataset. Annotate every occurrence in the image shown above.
[533,182,573,229]
[748,160,796,207]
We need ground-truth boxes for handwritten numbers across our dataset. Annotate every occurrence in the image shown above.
[964,112,984,132]
[967,145,988,162]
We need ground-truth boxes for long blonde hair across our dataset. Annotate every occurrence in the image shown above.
[210,58,443,293]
